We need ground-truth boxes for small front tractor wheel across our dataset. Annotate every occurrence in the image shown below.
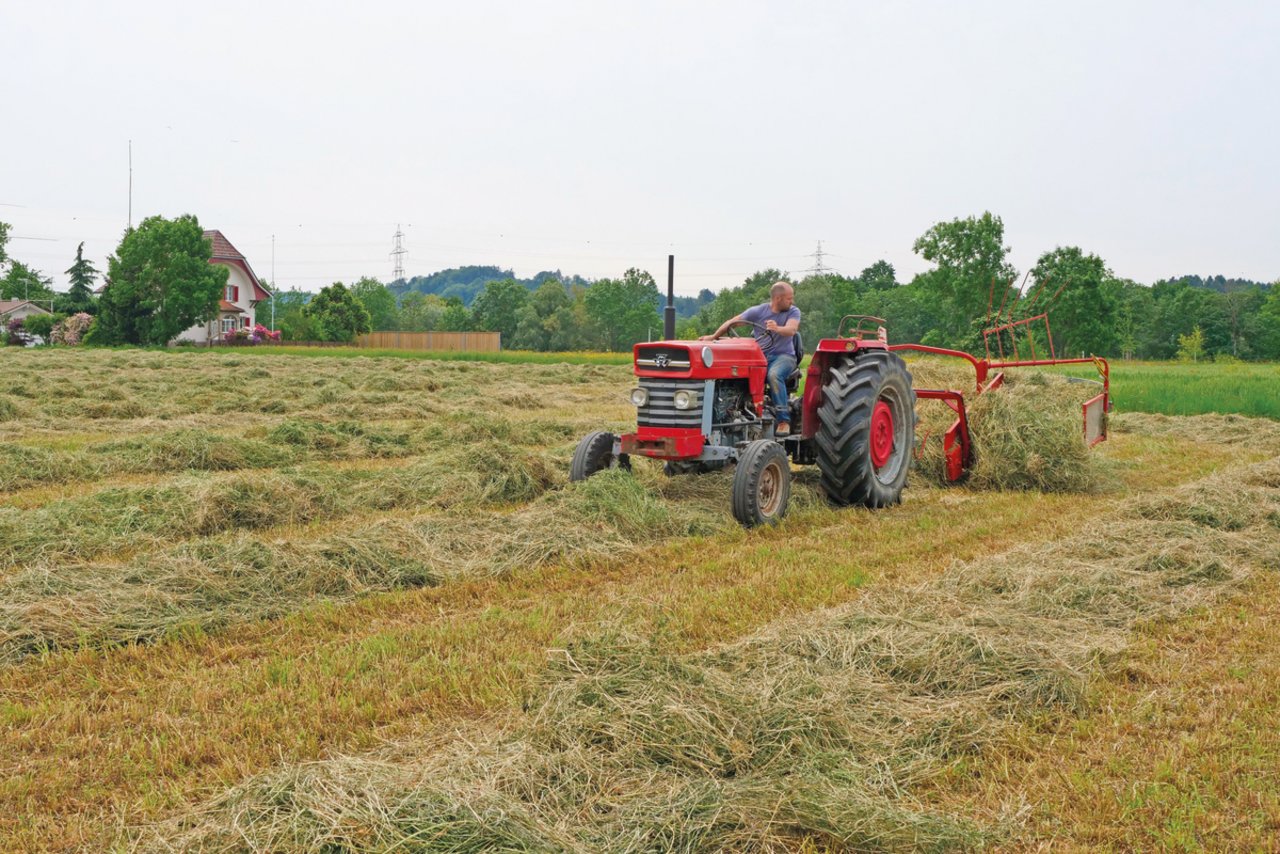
[570,431,630,482]
[816,351,915,508]
[731,440,791,527]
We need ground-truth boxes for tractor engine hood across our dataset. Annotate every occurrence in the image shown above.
[632,339,766,379]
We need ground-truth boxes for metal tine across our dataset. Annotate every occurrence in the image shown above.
[1009,270,1037,321]
[1018,272,1051,319]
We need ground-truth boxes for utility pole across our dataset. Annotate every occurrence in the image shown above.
[390,225,407,284]
[127,140,133,229]
[271,233,276,331]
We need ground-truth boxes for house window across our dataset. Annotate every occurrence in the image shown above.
[242,316,251,329]
[221,317,235,333]
[225,285,239,302]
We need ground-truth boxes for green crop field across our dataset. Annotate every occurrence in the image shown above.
[1,347,1278,851]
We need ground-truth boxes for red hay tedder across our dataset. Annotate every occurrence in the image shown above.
[571,260,1110,527]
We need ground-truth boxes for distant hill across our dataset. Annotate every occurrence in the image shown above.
[389,266,591,305]
[388,266,716,317]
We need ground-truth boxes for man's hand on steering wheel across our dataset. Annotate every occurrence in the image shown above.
[725,320,779,352]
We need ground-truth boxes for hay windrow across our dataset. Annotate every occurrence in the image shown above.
[0,467,770,665]
[143,456,1280,852]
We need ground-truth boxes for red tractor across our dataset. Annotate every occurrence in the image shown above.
[570,316,916,526]
[571,263,1110,526]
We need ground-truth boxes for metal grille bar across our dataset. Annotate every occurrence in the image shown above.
[637,378,704,428]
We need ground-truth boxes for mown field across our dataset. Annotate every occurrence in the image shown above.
[1,348,1278,851]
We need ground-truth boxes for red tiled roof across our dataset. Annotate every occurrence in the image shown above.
[0,299,52,316]
[203,229,243,261]
[204,229,272,300]
[219,300,245,313]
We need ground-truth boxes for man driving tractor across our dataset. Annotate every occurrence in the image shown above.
[701,281,801,435]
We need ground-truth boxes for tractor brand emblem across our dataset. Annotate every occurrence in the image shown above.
[655,353,670,368]
[731,366,739,376]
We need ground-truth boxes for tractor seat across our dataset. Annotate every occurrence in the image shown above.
[785,332,805,395]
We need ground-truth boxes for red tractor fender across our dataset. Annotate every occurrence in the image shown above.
[799,338,890,440]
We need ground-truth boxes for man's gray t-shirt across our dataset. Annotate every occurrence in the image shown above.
[741,302,801,358]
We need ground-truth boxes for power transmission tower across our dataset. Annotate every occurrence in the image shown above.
[798,240,832,277]
[390,225,407,284]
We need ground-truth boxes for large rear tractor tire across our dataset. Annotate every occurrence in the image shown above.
[732,440,791,527]
[815,351,915,508]
[569,431,630,482]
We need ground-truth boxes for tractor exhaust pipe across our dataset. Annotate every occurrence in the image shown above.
[664,254,676,340]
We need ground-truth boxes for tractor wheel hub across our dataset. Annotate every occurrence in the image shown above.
[870,400,894,469]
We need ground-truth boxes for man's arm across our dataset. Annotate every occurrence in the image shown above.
[764,317,800,337]
[764,308,801,337]
[700,312,746,341]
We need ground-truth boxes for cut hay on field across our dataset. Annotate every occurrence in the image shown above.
[145,457,1280,852]
[907,359,1102,493]
[1112,410,1280,449]
[0,466,773,665]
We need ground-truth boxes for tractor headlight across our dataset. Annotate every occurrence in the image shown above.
[630,387,649,407]
[701,346,714,368]
[673,389,697,410]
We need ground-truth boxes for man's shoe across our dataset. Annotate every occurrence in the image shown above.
[776,422,791,437]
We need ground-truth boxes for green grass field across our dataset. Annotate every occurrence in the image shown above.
[1052,360,1280,419]
[2,347,1278,850]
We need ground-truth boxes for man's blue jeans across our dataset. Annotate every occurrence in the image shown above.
[765,352,797,423]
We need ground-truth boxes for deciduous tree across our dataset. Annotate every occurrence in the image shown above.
[912,212,1017,345]
[1176,325,1205,362]
[351,276,399,331]
[304,282,372,342]
[471,279,529,344]
[91,215,227,345]
[1028,246,1119,357]
[584,267,661,351]
[0,260,55,303]
[439,296,472,332]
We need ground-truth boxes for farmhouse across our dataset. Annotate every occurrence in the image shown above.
[175,230,273,344]
[0,299,54,323]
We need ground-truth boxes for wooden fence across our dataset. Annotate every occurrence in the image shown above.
[356,331,502,352]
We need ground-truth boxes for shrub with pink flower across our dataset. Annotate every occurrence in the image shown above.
[51,313,94,346]
[221,323,281,346]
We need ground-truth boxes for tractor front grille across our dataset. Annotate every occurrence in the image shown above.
[635,346,692,372]
[637,378,705,429]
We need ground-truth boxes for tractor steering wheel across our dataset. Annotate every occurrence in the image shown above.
[727,320,779,353]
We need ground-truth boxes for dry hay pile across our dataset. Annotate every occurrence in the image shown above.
[907,359,1102,493]
[145,456,1280,852]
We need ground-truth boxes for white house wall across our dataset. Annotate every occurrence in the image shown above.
[175,262,259,344]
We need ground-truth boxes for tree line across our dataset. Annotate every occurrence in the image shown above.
[284,211,1279,359]
[3,212,1278,358]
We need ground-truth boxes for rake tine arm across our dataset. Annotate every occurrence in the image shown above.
[1041,278,1072,314]
[1022,272,1051,318]
[995,274,1013,324]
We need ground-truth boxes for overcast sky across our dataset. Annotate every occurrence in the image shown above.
[3,0,1277,296]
